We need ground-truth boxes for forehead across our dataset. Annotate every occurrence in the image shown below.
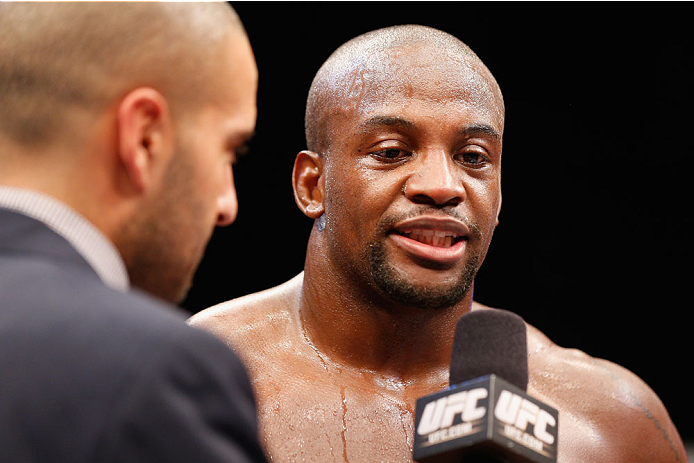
[209,31,257,132]
[324,43,504,142]
[217,32,257,100]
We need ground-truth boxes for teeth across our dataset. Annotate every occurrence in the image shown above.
[401,229,460,248]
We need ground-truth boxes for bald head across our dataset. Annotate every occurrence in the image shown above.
[305,25,504,154]
[0,2,244,147]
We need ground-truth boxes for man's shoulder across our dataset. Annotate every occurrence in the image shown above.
[1,247,244,380]
[0,249,261,462]
[188,273,303,351]
[22,250,250,349]
[187,274,316,385]
[473,303,684,461]
[524,319,663,418]
[535,339,684,460]
[495,309,686,462]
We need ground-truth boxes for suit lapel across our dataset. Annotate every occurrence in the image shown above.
[0,208,98,278]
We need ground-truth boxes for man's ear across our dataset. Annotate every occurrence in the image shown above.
[292,150,324,219]
[116,87,174,194]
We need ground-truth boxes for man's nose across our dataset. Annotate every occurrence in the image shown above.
[216,168,238,227]
[404,151,466,206]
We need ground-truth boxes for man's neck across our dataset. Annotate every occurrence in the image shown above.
[299,230,473,382]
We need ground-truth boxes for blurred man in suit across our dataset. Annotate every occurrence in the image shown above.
[0,3,265,461]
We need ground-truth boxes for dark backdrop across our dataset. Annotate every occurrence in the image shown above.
[182,2,693,442]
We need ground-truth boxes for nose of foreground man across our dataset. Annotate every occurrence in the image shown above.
[405,150,466,207]
[216,169,238,227]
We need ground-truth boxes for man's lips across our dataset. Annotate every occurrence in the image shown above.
[388,217,469,264]
[397,228,463,248]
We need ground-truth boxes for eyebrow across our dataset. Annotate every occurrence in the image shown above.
[356,116,501,142]
[459,124,502,142]
[356,116,414,133]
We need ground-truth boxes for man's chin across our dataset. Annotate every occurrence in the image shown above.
[378,282,471,310]
[129,262,196,305]
[172,280,194,305]
[370,245,478,310]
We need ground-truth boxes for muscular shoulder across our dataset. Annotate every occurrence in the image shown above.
[526,323,685,462]
[472,303,684,462]
[188,273,304,364]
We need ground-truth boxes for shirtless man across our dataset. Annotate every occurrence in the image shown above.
[190,25,686,462]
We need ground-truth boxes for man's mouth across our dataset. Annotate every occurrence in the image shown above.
[396,229,464,248]
[388,216,470,265]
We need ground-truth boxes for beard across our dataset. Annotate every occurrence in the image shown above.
[116,147,211,304]
[369,240,480,310]
[366,206,484,310]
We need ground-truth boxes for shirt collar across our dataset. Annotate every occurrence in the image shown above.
[0,186,130,292]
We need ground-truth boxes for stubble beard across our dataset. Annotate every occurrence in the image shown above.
[369,240,480,310]
[323,205,487,311]
[118,148,210,304]
[363,207,485,310]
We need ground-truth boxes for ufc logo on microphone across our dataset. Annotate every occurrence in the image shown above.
[416,387,488,435]
[494,390,557,445]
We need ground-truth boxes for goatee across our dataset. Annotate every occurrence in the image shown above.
[369,240,480,310]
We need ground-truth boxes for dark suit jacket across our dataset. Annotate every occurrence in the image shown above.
[0,208,266,462]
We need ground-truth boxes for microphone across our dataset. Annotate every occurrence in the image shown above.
[412,309,559,463]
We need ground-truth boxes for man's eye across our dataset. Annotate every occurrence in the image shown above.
[457,151,489,166]
[236,143,250,158]
[372,148,408,161]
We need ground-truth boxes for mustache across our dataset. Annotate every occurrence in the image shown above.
[377,206,483,239]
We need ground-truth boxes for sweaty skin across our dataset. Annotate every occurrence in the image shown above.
[191,26,685,462]
[190,275,685,463]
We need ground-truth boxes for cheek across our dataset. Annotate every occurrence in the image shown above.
[323,166,376,241]
[467,179,501,234]
[323,173,356,235]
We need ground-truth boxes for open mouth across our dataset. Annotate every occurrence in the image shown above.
[395,229,466,248]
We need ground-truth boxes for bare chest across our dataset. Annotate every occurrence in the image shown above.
[254,368,427,463]
[253,371,623,463]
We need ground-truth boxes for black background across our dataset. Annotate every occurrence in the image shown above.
[182,2,693,442]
